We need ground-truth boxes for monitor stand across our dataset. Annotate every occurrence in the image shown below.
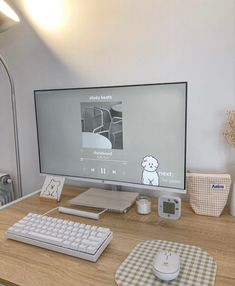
[68,187,139,213]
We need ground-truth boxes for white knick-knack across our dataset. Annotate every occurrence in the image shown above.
[230,181,235,216]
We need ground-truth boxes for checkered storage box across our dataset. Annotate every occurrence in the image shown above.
[187,173,231,217]
[115,240,217,286]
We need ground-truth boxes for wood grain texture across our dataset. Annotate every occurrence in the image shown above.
[0,186,234,286]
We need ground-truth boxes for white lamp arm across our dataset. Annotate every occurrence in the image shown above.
[0,54,22,198]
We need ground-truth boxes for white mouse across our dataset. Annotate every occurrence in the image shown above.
[152,251,180,281]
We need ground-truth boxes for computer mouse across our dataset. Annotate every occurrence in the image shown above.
[152,251,180,281]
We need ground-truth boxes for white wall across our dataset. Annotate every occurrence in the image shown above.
[0,0,234,196]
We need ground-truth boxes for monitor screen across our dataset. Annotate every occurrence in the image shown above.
[34,82,187,193]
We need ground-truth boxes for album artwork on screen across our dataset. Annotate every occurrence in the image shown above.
[80,101,123,150]
[35,83,187,192]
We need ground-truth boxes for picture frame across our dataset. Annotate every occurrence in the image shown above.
[40,176,65,202]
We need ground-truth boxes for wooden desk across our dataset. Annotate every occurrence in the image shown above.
[0,186,234,286]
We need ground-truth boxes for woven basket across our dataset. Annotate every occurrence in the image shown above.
[187,173,231,217]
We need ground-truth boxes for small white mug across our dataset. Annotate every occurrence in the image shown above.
[136,196,151,214]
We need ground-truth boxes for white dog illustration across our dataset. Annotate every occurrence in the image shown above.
[42,179,61,200]
[141,155,159,186]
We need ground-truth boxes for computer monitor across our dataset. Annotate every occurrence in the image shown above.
[34,82,187,194]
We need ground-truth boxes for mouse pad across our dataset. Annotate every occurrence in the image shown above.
[115,240,217,286]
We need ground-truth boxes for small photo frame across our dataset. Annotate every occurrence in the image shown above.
[40,176,65,202]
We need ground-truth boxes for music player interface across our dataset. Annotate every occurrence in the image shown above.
[35,84,186,190]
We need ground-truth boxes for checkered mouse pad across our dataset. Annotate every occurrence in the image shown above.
[115,240,217,286]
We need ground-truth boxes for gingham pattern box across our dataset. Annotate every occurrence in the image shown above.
[187,173,231,217]
[115,240,217,286]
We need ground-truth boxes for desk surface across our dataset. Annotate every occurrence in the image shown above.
[0,186,234,286]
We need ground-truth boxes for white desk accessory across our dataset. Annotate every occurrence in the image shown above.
[158,196,181,220]
[40,176,65,202]
[69,188,139,213]
[6,212,112,262]
[136,196,151,214]
[58,206,107,220]
[152,251,180,281]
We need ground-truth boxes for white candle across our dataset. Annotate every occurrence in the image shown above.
[136,197,151,214]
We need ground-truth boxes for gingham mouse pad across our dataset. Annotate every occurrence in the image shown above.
[115,240,217,286]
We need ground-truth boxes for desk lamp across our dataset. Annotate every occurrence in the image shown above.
[0,0,21,198]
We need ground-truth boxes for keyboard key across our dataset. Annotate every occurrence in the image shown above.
[28,232,62,246]
[87,246,96,254]
[78,244,87,252]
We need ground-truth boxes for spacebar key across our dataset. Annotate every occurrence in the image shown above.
[28,232,62,246]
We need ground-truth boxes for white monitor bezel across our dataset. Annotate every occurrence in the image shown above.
[35,82,187,194]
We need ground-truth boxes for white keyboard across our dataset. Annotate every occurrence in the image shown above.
[6,213,113,262]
